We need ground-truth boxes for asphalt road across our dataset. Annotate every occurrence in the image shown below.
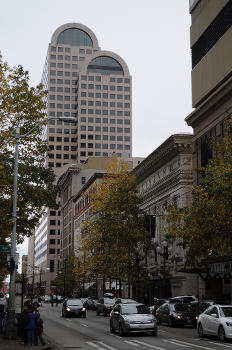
[40,303,232,350]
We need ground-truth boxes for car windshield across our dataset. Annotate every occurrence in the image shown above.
[172,303,192,312]
[220,307,232,317]
[67,299,83,306]
[104,298,115,305]
[121,304,149,315]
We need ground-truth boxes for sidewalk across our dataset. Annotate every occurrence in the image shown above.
[0,333,62,350]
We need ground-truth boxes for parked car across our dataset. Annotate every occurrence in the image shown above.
[62,298,86,318]
[197,304,232,342]
[169,296,198,303]
[104,293,115,299]
[110,303,157,336]
[83,296,98,310]
[156,302,197,327]
[114,298,137,306]
[96,297,115,316]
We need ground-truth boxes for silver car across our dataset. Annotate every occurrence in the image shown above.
[110,303,157,336]
[197,304,232,342]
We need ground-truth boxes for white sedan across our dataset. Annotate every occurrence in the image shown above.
[197,304,232,342]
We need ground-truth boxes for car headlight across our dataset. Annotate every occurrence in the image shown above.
[226,322,232,327]
[66,307,70,311]
[82,308,86,311]
[173,314,181,319]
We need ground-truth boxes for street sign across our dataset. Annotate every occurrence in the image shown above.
[0,245,11,252]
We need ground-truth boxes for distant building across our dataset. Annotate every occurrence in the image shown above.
[34,22,132,293]
[21,255,28,276]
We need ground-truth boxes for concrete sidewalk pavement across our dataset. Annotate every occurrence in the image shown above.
[0,333,62,350]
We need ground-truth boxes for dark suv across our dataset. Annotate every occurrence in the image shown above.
[156,302,197,327]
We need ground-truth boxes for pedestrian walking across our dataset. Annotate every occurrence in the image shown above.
[50,295,54,307]
[55,296,59,307]
[33,302,46,346]
[25,305,36,346]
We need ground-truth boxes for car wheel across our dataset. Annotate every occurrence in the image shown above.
[110,321,115,334]
[218,326,226,342]
[119,323,124,336]
[198,323,205,338]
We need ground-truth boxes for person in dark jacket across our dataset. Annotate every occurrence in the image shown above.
[26,306,36,346]
[20,304,30,345]
[33,302,46,346]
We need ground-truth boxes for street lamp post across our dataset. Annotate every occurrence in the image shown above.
[5,116,76,339]
[63,259,67,299]
[157,241,171,298]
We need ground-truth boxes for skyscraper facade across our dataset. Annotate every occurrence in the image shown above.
[33,23,132,292]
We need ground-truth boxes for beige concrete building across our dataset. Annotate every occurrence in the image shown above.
[186,0,232,184]
[186,0,232,300]
[34,23,132,293]
[132,134,199,302]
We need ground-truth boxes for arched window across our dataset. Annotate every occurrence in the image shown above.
[57,28,93,47]
[87,56,124,75]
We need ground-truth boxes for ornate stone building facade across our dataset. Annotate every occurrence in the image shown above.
[132,134,202,302]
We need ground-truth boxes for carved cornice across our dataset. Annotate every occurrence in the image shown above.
[132,134,193,183]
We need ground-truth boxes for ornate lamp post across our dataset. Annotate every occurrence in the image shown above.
[5,116,75,339]
[157,241,172,298]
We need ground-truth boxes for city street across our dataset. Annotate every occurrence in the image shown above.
[40,303,232,350]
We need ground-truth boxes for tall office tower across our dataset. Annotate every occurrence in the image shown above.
[34,23,132,293]
[186,0,232,184]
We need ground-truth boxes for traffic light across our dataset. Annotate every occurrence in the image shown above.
[7,257,15,272]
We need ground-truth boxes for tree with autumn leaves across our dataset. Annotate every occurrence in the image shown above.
[165,118,232,267]
[79,160,150,295]
[0,55,57,283]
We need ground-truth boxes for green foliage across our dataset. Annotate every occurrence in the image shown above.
[80,160,150,284]
[165,117,232,265]
[0,55,57,247]
[53,255,82,297]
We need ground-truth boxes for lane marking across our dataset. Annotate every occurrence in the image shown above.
[132,339,166,350]
[124,340,140,346]
[80,323,89,327]
[170,339,216,350]
[208,341,232,348]
[86,342,105,350]
[163,340,189,347]
[97,341,118,350]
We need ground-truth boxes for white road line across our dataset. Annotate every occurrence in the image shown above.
[132,339,166,350]
[97,341,118,350]
[124,340,140,346]
[80,323,89,327]
[163,340,190,347]
[170,339,215,350]
[86,341,105,350]
[208,341,232,348]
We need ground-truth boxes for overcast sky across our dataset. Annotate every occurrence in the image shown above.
[1,0,193,269]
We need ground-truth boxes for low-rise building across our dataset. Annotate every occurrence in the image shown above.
[132,134,199,302]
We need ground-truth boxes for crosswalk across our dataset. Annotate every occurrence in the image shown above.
[86,338,232,350]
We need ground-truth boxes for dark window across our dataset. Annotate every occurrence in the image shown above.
[50,239,55,244]
[192,1,232,68]
[50,260,54,272]
[87,56,124,75]
[49,249,55,254]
